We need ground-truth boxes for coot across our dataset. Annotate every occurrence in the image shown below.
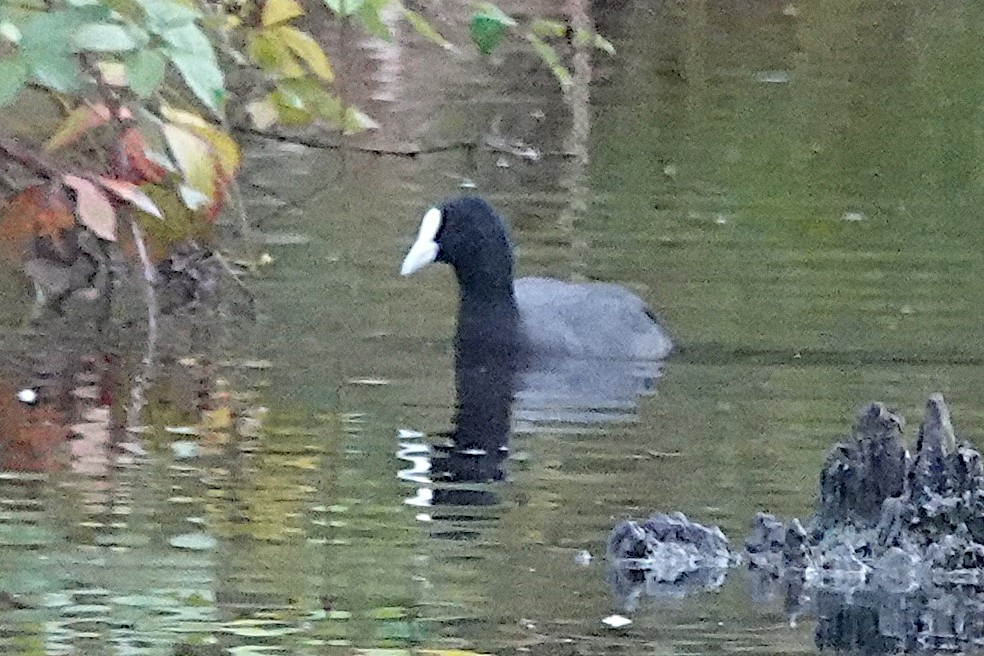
[400,196,673,364]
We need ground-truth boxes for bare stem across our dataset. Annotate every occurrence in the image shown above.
[126,218,159,432]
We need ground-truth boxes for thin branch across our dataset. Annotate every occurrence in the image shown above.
[126,218,159,432]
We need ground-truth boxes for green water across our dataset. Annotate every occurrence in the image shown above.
[3,1,984,654]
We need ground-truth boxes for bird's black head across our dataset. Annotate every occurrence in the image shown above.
[401,196,515,291]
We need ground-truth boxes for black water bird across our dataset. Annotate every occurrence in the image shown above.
[400,196,673,369]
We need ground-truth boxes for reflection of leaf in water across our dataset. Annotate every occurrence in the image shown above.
[169,532,216,550]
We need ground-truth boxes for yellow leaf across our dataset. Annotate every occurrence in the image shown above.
[161,123,216,206]
[261,0,304,26]
[249,30,304,77]
[44,103,111,152]
[275,26,333,81]
[203,407,232,430]
[160,107,240,178]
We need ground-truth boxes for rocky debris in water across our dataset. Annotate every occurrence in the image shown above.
[812,401,907,533]
[748,394,984,586]
[745,394,984,652]
[606,512,738,607]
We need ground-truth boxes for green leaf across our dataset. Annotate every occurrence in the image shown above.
[473,2,516,26]
[324,0,365,16]
[125,48,166,97]
[135,0,199,32]
[527,34,570,87]
[168,48,225,113]
[399,7,449,49]
[74,23,145,51]
[531,19,566,38]
[20,11,77,55]
[32,55,82,93]
[593,33,615,55]
[354,0,391,40]
[469,4,515,54]
[159,22,225,112]
[0,57,27,106]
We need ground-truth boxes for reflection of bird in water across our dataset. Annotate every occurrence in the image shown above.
[399,196,672,486]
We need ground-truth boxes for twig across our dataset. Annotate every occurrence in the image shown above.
[126,218,159,432]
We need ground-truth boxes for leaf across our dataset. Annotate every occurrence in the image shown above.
[470,9,513,56]
[249,31,304,77]
[593,33,615,55]
[262,0,305,26]
[161,123,216,204]
[118,126,169,184]
[324,0,365,16]
[160,23,225,113]
[0,58,28,107]
[354,0,391,41]
[399,7,449,49]
[276,26,333,80]
[160,106,239,177]
[30,55,82,93]
[63,175,117,241]
[473,3,516,26]
[44,103,112,152]
[73,23,145,51]
[527,34,571,87]
[531,19,566,38]
[342,106,378,134]
[125,48,166,97]
[134,0,199,32]
[96,177,162,218]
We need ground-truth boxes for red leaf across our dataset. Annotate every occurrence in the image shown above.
[116,126,168,184]
[63,174,117,241]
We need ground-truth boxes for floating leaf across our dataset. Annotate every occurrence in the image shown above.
[30,55,82,93]
[96,177,163,218]
[262,0,304,26]
[63,174,117,241]
[276,26,333,80]
[44,103,112,152]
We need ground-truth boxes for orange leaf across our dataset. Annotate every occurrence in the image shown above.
[44,103,112,152]
[0,186,76,261]
[63,174,117,241]
[97,177,163,218]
